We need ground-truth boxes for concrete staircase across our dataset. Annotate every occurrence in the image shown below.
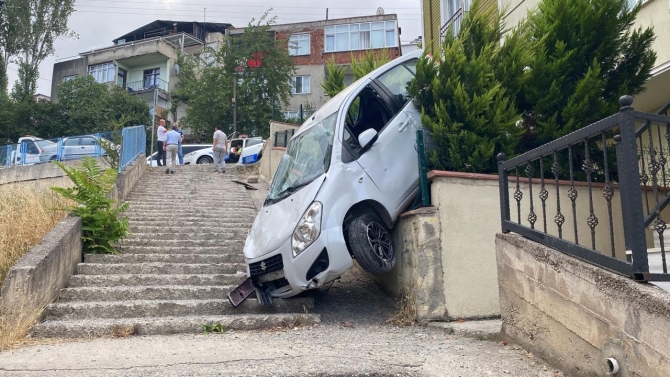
[32,165,318,338]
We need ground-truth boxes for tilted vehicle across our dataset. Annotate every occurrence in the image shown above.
[182,137,265,165]
[230,50,424,305]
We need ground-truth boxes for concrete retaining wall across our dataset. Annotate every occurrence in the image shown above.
[0,216,82,322]
[0,158,109,186]
[497,233,670,377]
[0,155,147,327]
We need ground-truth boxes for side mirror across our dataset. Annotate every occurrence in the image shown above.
[358,129,378,149]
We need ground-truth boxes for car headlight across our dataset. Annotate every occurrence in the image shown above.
[292,202,322,257]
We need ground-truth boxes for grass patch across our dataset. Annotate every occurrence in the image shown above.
[387,294,417,327]
[0,180,72,283]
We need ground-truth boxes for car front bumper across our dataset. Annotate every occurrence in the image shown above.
[245,226,353,299]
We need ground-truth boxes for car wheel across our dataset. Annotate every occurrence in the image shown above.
[197,156,213,164]
[346,213,396,274]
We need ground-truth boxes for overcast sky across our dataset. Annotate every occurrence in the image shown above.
[8,0,422,95]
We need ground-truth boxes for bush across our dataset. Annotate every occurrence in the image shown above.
[52,157,129,254]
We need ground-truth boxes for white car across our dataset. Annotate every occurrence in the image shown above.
[10,136,58,165]
[232,50,423,305]
[146,144,210,167]
[183,137,265,165]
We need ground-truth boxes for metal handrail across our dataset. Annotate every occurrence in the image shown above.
[440,8,464,38]
[498,95,670,283]
[122,78,168,93]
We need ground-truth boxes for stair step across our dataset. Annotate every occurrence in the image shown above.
[125,219,254,225]
[120,233,247,241]
[115,239,247,247]
[31,313,320,338]
[77,263,245,276]
[123,215,256,222]
[58,286,236,302]
[84,253,245,264]
[68,274,245,287]
[128,226,252,233]
[46,297,314,320]
[113,246,242,255]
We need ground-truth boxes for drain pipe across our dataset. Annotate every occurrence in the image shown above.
[606,358,620,375]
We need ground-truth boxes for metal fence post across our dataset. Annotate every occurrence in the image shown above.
[498,153,511,232]
[416,129,431,207]
[20,142,26,166]
[300,104,304,124]
[95,132,102,157]
[615,95,650,280]
[57,137,64,162]
[119,128,126,174]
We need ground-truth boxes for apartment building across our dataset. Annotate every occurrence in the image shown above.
[421,0,499,54]
[50,20,232,125]
[499,0,670,114]
[228,14,402,120]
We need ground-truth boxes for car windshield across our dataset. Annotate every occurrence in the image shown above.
[265,112,337,205]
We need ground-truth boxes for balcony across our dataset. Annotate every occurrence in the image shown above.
[121,78,168,93]
[81,33,201,66]
[441,8,464,39]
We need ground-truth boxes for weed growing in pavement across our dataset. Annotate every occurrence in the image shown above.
[387,294,417,327]
[52,157,129,254]
[111,324,140,338]
[203,323,227,334]
[0,298,48,351]
[0,180,71,283]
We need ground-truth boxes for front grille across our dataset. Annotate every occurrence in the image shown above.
[249,254,284,277]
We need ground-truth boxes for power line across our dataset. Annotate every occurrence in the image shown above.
[6,66,52,82]
[74,5,420,17]
[73,10,421,21]
[75,0,420,10]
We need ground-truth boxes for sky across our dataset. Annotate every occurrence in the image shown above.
[7,0,422,96]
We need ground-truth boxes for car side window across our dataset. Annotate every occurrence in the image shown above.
[24,141,39,154]
[247,139,263,147]
[341,85,394,163]
[376,62,416,108]
[81,137,96,146]
[64,138,79,146]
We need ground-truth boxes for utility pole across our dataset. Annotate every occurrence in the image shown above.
[232,77,237,135]
[149,88,157,165]
[204,7,206,22]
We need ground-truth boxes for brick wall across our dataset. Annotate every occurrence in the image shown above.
[274,28,401,67]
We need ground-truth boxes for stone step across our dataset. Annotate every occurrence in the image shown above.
[84,253,245,265]
[126,204,257,211]
[113,245,242,255]
[31,313,320,338]
[127,221,254,228]
[58,285,236,302]
[128,225,253,234]
[123,209,257,217]
[68,274,245,288]
[46,297,314,321]
[123,215,256,222]
[125,198,252,204]
[115,239,247,248]
[120,232,247,241]
[77,263,246,276]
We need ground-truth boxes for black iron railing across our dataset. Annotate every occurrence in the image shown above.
[498,96,670,283]
[441,8,464,39]
[273,129,295,148]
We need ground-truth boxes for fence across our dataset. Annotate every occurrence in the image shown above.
[498,96,670,283]
[273,129,295,148]
[119,125,147,173]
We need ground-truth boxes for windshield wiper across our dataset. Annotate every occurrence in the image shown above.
[264,180,315,206]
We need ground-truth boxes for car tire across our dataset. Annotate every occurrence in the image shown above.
[346,213,396,275]
[197,156,213,164]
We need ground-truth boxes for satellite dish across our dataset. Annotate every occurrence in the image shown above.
[376,7,384,15]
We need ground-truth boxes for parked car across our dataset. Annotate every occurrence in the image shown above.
[183,137,265,165]
[9,136,58,165]
[146,144,210,167]
[61,135,107,161]
[232,50,423,305]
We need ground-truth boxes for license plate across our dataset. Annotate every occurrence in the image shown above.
[228,277,255,307]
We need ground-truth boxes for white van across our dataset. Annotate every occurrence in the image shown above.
[233,50,424,304]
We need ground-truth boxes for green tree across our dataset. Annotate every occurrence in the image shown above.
[321,58,346,98]
[176,11,295,139]
[409,0,530,172]
[351,48,390,80]
[519,0,656,148]
[6,0,76,101]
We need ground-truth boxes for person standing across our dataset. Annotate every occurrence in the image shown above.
[175,123,184,165]
[212,125,228,173]
[156,120,168,167]
[164,125,181,174]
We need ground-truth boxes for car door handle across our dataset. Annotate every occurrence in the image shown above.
[399,117,411,132]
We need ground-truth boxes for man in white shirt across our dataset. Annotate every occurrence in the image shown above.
[156,120,168,167]
[213,125,228,173]
[164,125,181,174]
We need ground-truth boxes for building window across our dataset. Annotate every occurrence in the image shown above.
[88,63,115,83]
[289,34,311,56]
[63,75,77,82]
[325,20,397,53]
[144,68,160,89]
[291,76,311,94]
